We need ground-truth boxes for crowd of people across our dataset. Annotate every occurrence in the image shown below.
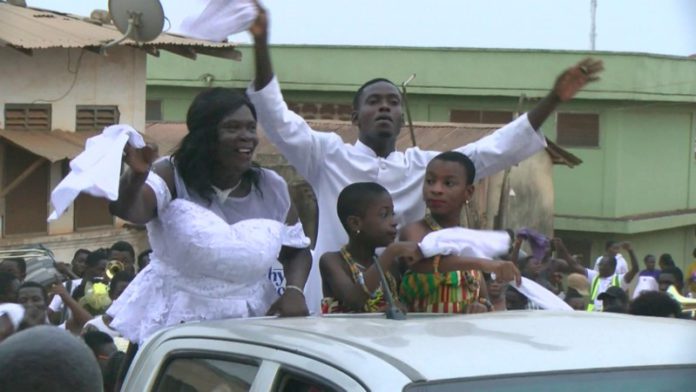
[0,3,694,391]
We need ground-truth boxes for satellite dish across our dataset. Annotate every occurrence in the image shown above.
[102,0,164,52]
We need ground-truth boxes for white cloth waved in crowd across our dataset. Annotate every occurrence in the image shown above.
[178,0,257,42]
[48,125,145,221]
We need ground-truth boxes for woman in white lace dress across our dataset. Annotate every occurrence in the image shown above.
[108,88,312,347]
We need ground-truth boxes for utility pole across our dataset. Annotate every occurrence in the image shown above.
[590,0,597,50]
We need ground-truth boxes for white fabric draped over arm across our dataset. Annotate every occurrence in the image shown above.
[418,227,511,259]
[418,227,572,311]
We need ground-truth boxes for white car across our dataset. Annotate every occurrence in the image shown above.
[123,312,696,391]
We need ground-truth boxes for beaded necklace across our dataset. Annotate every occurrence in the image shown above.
[339,246,399,312]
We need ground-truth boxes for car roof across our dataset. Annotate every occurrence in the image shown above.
[148,311,696,381]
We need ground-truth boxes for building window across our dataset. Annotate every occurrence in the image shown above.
[74,194,113,230]
[556,113,600,148]
[287,102,353,121]
[76,106,120,132]
[154,356,259,391]
[2,143,49,236]
[146,100,163,122]
[450,110,513,124]
[4,104,52,131]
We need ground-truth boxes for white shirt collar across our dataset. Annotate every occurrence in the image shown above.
[353,139,378,157]
[354,139,400,161]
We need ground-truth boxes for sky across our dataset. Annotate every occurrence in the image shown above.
[26,0,696,56]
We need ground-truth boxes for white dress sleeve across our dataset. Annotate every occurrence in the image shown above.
[145,171,172,215]
[455,113,547,181]
[418,227,511,259]
[282,221,311,249]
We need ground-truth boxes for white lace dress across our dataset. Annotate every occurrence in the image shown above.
[108,165,309,344]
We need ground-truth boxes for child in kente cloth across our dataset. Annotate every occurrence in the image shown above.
[319,182,425,313]
[400,151,521,313]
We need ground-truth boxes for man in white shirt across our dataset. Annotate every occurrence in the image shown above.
[247,5,604,313]
[592,240,628,274]
[562,242,639,312]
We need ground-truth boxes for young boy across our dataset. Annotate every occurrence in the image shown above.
[320,182,422,313]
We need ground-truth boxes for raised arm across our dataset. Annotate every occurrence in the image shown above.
[457,58,603,181]
[621,242,640,283]
[108,144,159,224]
[247,2,335,182]
[552,238,586,276]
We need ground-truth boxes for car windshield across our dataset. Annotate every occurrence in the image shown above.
[404,366,695,392]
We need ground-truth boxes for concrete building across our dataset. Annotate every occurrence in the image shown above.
[146,45,696,271]
[0,2,238,261]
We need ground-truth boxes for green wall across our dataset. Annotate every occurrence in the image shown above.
[147,45,696,263]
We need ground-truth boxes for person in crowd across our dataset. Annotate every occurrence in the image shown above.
[83,330,118,375]
[103,351,126,392]
[686,248,696,297]
[597,286,629,314]
[0,326,103,392]
[54,249,90,281]
[564,272,589,310]
[657,267,682,293]
[17,281,51,329]
[564,288,587,311]
[399,152,520,313]
[0,303,24,343]
[629,291,683,318]
[0,271,20,304]
[20,278,93,334]
[593,241,628,275]
[555,239,639,311]
[320,183,424,313]
[49,249,109,325]
[246,2,603,313]
[110,241,136,275]
[137,249,152,272]
[566,272,589,298]
[658,253,684,292]
[505,286,529,310]
[108,87,311,347]
[638,254,660,281]
[0,257,26,282]
[83,271,134,337]
[484,273,508,311]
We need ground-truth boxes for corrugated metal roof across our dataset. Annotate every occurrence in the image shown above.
[145,120,582,167]
[0,3,239,59]
[0,128,157,162]
[0,129,95,162]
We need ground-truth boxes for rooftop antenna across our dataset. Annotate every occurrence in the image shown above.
[101,0,165,53]
[372,255,406,320]
[401,73,417,147]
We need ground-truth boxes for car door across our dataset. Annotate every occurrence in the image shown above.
[125,338,367,392]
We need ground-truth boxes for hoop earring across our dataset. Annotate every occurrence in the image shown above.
[356,229,361,235]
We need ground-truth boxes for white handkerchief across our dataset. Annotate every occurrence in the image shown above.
[48,125,145,221]
[418,227,511,259]
[514,277,573,311]
[178,0,257,42]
